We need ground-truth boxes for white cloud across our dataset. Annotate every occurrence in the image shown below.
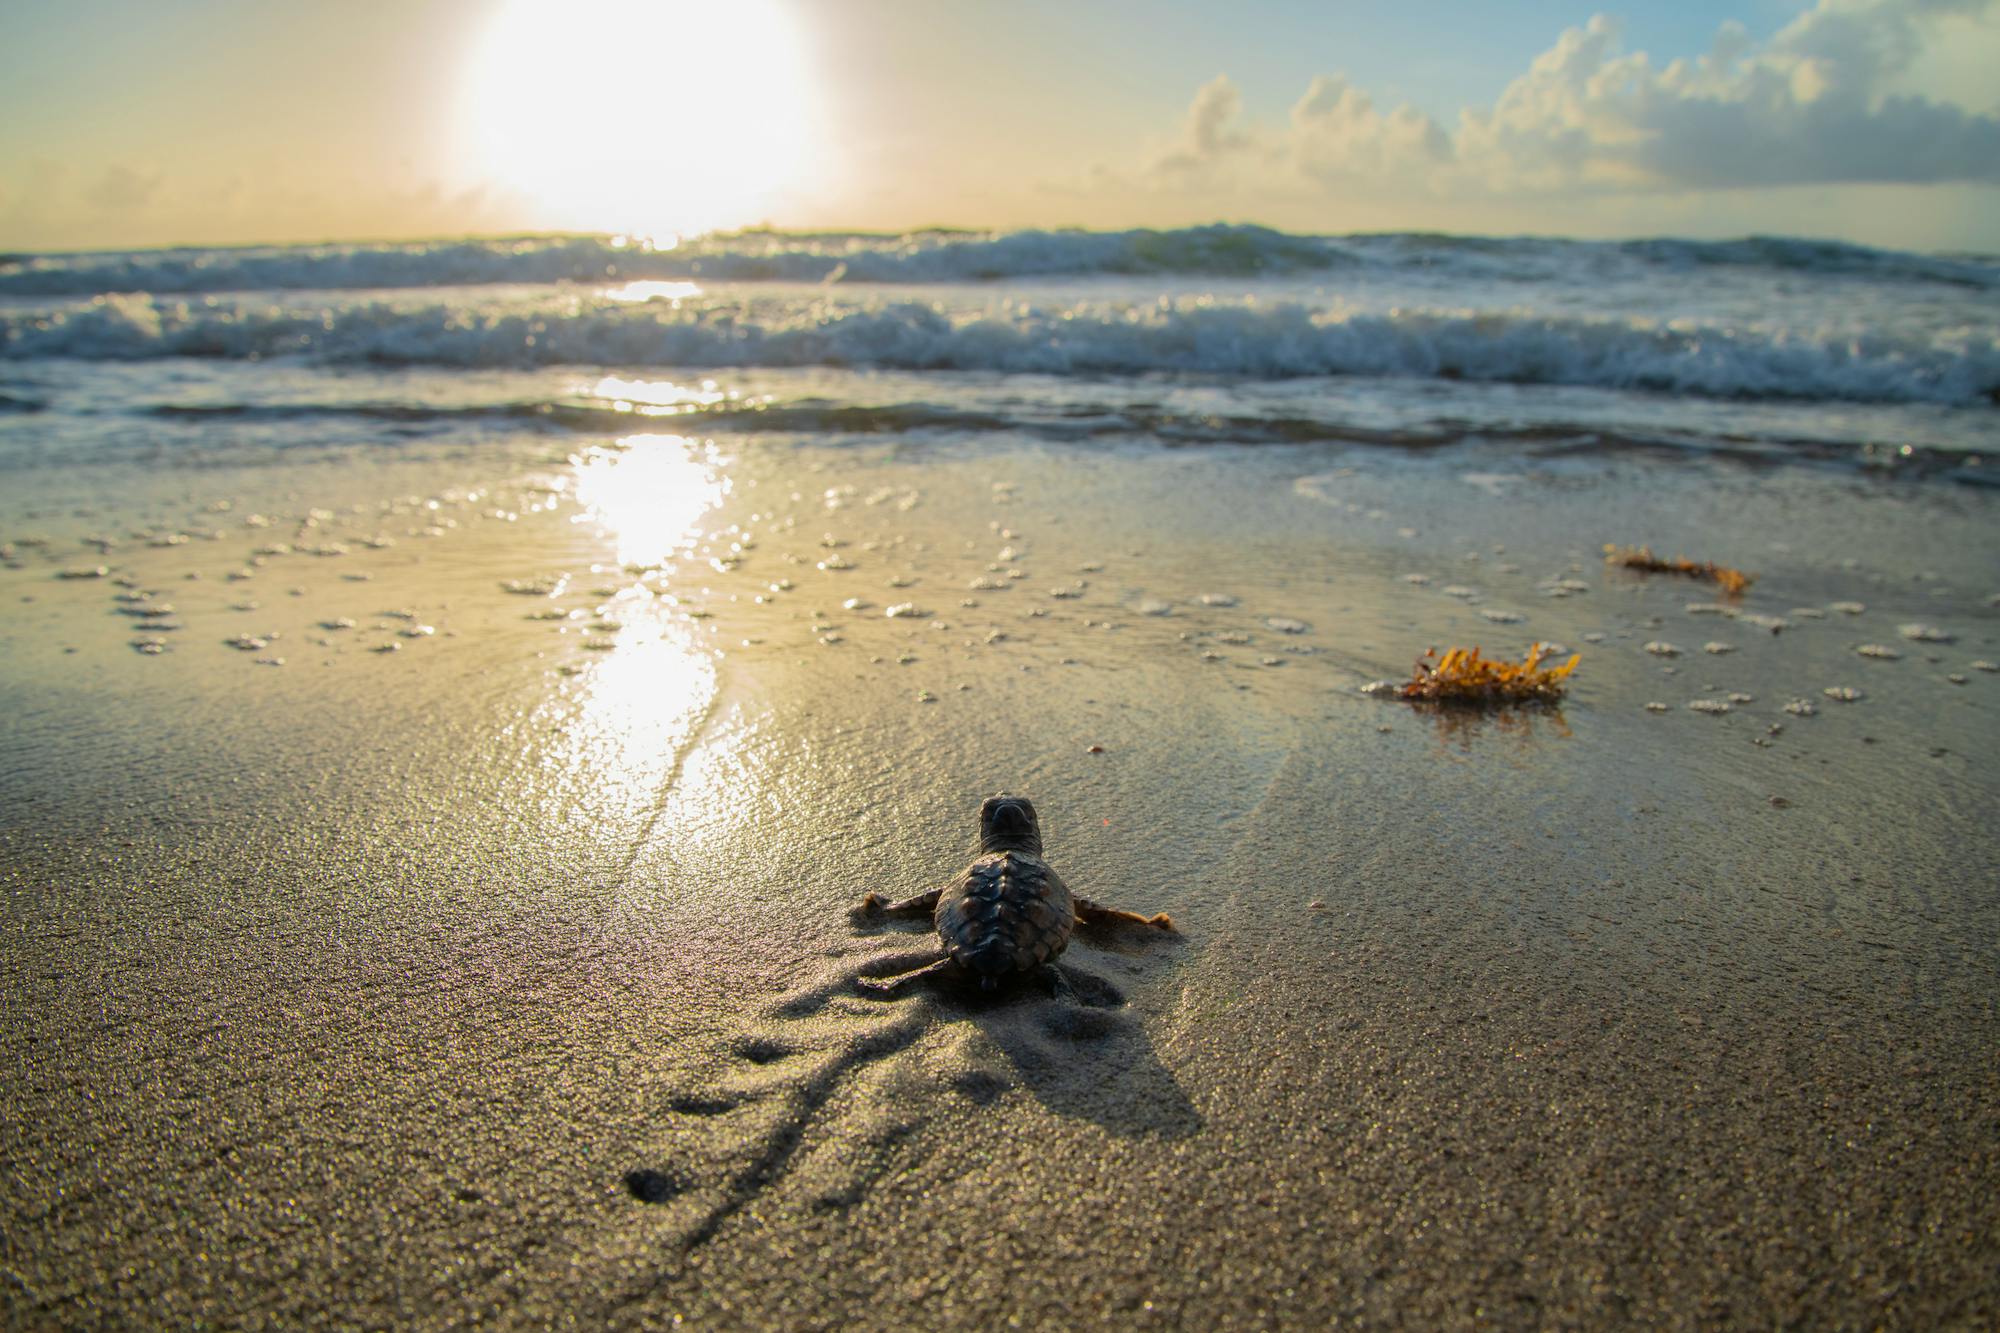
[1291,76,1453,183]
[1155,75,1264,182]
[1461,1,2000,189]
[1142,0,2000,199]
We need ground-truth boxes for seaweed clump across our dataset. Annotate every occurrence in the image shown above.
[1605,545,1753,595]
[1395,644,1579,705]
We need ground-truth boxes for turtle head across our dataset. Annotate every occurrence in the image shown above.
[977,795,1042,854]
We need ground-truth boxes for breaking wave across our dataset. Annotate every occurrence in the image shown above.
[5,292,1993,406]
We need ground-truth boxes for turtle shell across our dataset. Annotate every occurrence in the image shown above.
[935,850,1075,985]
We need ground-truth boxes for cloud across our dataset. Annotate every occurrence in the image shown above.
[1140,0,2000,199]
[1154,75,1263,181]
[1290,76,1453,184]
[1460,1,2000,189]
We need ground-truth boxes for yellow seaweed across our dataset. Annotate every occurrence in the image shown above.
[1397,643,1579,705]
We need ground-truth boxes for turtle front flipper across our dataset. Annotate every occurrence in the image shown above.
[856,955,954,996]
[851,886,944,924]
[1074,895,1176,932]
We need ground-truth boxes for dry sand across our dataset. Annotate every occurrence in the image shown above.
[3,436,1997,1327]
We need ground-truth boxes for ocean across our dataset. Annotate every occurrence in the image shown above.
[2,225,1995,530]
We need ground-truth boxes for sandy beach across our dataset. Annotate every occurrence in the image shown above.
[3,428,1996,1326]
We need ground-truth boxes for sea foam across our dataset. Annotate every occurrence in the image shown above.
[5,291,1992,405]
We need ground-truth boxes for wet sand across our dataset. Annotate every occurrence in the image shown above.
[3,436,1998,1326]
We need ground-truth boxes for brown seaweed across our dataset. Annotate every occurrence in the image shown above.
[1604,544,1754,595]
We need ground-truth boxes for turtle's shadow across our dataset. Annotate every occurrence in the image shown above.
[847,919,1203,1141]
[617,918,1201,1253]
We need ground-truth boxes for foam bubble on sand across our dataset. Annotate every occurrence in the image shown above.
[1265,617,1310,634]
[817,555,855,571]
[884,603,930,619]
[1645,702,1669,712]
[1198,593,1239,606]
[57,566,110,580]
[1136,599,1172,616]
[1441,585,1479,600]
[1703,642,1735,654]
[1823,686,1863,701]
[1688,699,1731,714]
[1898,623,1953,642]
[225,634,270,651]
[1972,660,1998,673]
[1785,698,1819,716]
[1645,641,1683,657]
[1479,609,1523,624]
[1856,644,1901,659]
[1830,601,1866,615]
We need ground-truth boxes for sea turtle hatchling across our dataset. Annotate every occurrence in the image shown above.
[853,795,1175,994]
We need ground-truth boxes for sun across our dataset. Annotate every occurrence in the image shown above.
[456,0,824,240]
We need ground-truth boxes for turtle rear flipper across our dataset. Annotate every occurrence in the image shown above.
[851,886,943,926]
[1074,895,1176,931]
[856,955,953,996]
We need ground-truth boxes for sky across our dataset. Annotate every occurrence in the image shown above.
[1,0,1996,253]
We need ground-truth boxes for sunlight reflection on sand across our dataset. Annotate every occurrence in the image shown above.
[570,433,730,569]
[547,432,736,832]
